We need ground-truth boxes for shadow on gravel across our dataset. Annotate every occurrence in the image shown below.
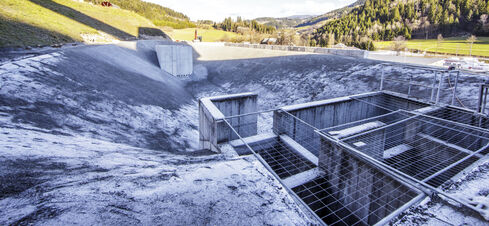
[29,0,135,40]
[0,15,74,49]
[0,158,67,199]
[12,206,63,225]
[55,46,193,109]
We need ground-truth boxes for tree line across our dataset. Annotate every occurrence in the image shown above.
[84,0,196,29]
[213,17,276,34]
[313,0,489,50]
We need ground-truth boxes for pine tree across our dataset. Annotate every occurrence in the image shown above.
[392,7,402,21]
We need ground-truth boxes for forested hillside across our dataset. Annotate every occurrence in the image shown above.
[297,0,366,28]
[312,0,489,49]
[255,16,311,29]
[84,0,195,28]
[213,17,276,34]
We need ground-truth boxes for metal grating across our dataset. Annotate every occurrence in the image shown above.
[427,106,489,130]
[323,111,489,187]
[354,93,429,112]
[293,173,419,226]
[378,64,461,107]
[258,139,316,179]
[223,109,423,226]
[221,91,489,225]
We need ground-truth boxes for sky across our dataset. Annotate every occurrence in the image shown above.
[145,0,357,22]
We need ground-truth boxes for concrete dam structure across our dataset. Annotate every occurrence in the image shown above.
[199,89,489,225]
[155,44,193,77]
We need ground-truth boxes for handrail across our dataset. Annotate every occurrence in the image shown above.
[379,63,462,106]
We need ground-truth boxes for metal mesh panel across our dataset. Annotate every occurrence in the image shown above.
[257,139,316,179]
[273,110,323,156]
[223,110,422,226]
[292,173,418,226]
[220,91,489,224]
[326,113,489,188]
[379,64,462,107]
[427,106,489,130]
[354,93,429,112]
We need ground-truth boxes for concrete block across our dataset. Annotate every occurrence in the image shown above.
[199,93,258,152]
[155,45,193,77]
[304,47,316,53]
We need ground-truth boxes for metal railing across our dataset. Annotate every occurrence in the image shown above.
[378,63,461,106]
[221,115,326,225]
[223,110,423,225]
[477,83,489,116]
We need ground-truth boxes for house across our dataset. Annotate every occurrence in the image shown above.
[260,38,277,45]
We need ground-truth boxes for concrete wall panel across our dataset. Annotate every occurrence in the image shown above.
[224,43,369,58]
[199,93,258,152]
[155,45,193,77]
[319,136,418,224]
[273,95,386,156]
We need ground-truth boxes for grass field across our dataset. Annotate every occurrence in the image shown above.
[374,37,489,57]
[0,0,162,47]
[167,28,240,42]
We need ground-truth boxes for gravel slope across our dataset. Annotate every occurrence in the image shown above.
[1,41,488,224]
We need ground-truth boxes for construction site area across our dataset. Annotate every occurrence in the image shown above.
[1,41,489,225]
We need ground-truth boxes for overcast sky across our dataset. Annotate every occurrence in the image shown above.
[145,0,357,22]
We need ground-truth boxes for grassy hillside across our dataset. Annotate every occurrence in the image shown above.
[168,28,240,42]
[0,0,166,47]
[374,37,489,57]
[83,0,195,29]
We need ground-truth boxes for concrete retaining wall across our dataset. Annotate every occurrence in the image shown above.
[155,45,193,77]
[273,93,384,156]
[319,136,418,224]
[199,93,258,152]
[224,43,369,58]
[273,92,429,156]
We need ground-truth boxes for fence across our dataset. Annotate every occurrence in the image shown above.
[478,84,489,115]
[224,43,369,58]
[378,63,467,108]
[223,109,423,225]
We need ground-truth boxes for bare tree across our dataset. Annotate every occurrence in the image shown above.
[277,30,300,46]
[466,35,477,56]
[480,14,488,26]
[420,17,430,39]
[437,34,444,53]
[480,14,489,33]
[391,36,407,56]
